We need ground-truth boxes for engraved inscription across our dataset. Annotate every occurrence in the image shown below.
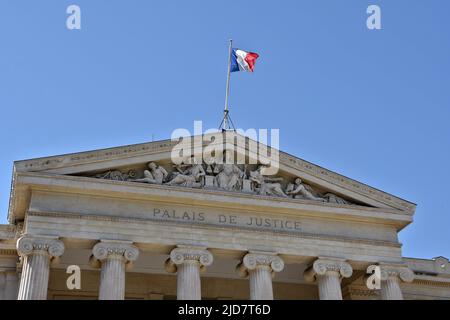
[151,207,301,232]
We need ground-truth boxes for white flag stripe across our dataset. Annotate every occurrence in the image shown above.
[235,49,251,72]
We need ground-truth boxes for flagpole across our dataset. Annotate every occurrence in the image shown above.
[223,39,233,131]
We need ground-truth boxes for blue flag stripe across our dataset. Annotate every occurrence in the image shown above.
[230,49,240,72]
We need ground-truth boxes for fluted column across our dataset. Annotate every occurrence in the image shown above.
[165,246,213,300]
[304,257,353,300]
[91,240,139,300]
[379,264,414,300]
[236,252,284,300]
[16,235,65,300]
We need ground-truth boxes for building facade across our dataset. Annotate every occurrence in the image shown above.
[0,132,449,300]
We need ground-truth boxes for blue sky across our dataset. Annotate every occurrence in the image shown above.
[0,0,449,259]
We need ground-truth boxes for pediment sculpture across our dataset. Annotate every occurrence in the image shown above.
[89,160,355,206]
[214,163,244,191]
[285,178,325,202]
[94,169,137,181]
[129,162,168,184]
[249,165,288,198]
[166,159,205,188]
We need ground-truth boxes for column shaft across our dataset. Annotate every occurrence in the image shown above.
[317,272,343,300]
[16,236,65,301]
[91,240,139,301]
[18,253,50,300]
[166,246,213,301]
[379,264,414,300]
[238,252,284,300]
[303,258,353,301]
[381,277,403,300]
[4,272,19,300]
[249,267,273,300]
[177,261,201,300]
[0,273,5,300]
[99,256,126,300]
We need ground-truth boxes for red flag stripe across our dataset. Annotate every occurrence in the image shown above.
[244,52,259,72]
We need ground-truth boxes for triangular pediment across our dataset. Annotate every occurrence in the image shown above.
[11,132,416,217]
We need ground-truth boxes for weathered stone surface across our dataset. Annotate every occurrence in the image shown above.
[237,252,284,300]
[304,257,353,300]
[91,240,139,300]
[379,263,414,300]
[165,247,213,300]
[16,235,64,300]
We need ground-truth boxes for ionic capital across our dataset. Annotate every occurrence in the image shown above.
[16,235,65,259]
[91,240,139,268]
[379,264,414,283]
[165,246,213,273]
[304,257,353,282]
[237,252,284,278]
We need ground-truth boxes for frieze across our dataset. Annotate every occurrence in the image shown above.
[89,159,358,206]
[26,211,402,248]
[147,207,303,233]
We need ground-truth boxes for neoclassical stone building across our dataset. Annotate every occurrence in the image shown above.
[0,132,449,300]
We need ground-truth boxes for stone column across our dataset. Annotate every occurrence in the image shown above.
[379,264,414,300]
[0,272,5,300]
[91,240,139,300]
[4,271,19,300]
[304,257,353,300]
[236,252,284,300]
[16,235,65,300]
[165,246,213,300]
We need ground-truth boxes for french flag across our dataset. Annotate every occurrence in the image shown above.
[230,48,259,73]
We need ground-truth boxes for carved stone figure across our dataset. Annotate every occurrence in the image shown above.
[130,162,168,185]
[285,178,326,202]
[323,193,351,205]
[165,158,205,188]
[92,160,355,206]
[94,169,136,181]
[215,163,244,191]
[249,166,288,198]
